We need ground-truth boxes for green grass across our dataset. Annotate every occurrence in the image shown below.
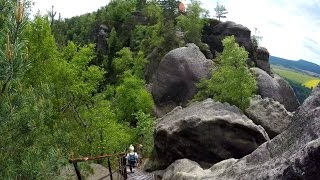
[271,65,319,85]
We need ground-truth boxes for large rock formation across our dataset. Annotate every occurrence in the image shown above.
[153,99,269,169]
[251,68,300,112]
[97,25,108,55]
[202,21,253,58]
[151,44,213,110]
[202,21,273,75]
[162,84,320,180]
[255,47,271,75]
[245,96,293,138]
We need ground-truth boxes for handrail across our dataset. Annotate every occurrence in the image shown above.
[68,152,127,180]
[69,152,126,163]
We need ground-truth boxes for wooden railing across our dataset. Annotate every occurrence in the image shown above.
[69,152,127,180]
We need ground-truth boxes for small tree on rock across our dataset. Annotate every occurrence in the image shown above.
[214,2,228,21]
[196,36,256,110]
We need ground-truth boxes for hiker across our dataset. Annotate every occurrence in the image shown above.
[126,144,138,173]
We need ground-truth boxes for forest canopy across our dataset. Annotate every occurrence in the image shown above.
[0,0,260,178]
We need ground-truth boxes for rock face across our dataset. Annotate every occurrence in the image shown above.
[245,96,293,138]
[154,99,269,169]
[255,47,271,75]
[151,44,213,108]
[162,85,320,180]
[97,25,108,55]
[202,21,253,58]
[251,68,300,112]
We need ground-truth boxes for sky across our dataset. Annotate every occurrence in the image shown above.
[30,0,320,65]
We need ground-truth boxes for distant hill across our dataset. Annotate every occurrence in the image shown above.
[269,56,320,76]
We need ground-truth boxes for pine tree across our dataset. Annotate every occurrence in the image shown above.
[0,0,29,98]
[214,2,228,21]
[196,36,256,110]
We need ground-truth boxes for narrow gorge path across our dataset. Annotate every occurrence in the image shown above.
[127,170,155,180]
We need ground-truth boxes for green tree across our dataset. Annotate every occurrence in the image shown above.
[113,47,147,79]
[157,0,179,19]
[0,3,64,178]
[251,27,263,64]
[214,2,228,21]
[134,110,155,156]
[0,0,14,31]
[0,0,29,98]
[107,27,122,75]
[24,16,58,86]
[196,36,256,110]
[176,0,208,45]
[137,0,147,11]
[131,1,164,54]
[114,74,154,125]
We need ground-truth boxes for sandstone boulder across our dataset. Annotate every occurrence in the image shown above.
[152,43,213,108]
[255,47,271,75]
[245,96,293,138]
[162,84,320,180]
[153,99,269,169]
[251,68,300,111]
[202,21,253,58]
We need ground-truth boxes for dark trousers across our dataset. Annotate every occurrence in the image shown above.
[129,162,135,172]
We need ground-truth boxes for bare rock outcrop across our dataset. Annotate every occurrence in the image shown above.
[153,99,269,170]
[151,44,213,116]
[251,67,300,111]
[161,84,320,180]
[245,96,293,138]
[255,47,271,75]
[202,21,253,58]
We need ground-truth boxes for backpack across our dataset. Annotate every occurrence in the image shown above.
[128,153,136,164]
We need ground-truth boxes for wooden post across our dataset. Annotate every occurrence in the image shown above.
[107,158,113,180]
[122,156,127,179]
[72,162,82,180]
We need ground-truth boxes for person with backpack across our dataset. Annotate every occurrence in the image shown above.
[126,144,138,173]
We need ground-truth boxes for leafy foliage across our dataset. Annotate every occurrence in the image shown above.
[157,0,180,19]
[114,74,154,125]
[0,0,214,178]
[196,36,256,110]
[134,110,155,156]
[113,47,147,79]
[0,12,134,179]
[176,0,208,45]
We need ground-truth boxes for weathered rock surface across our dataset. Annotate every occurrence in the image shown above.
[251,67,300,112]
[60,163,118,180]
[97,25,108,55]
[162,84,320,180]
[151,43,213,108]
[153,99,269,170]
[255,47,271,75]
[199,43,214,59]
[202,21,253,58]
[245,96,293,138]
